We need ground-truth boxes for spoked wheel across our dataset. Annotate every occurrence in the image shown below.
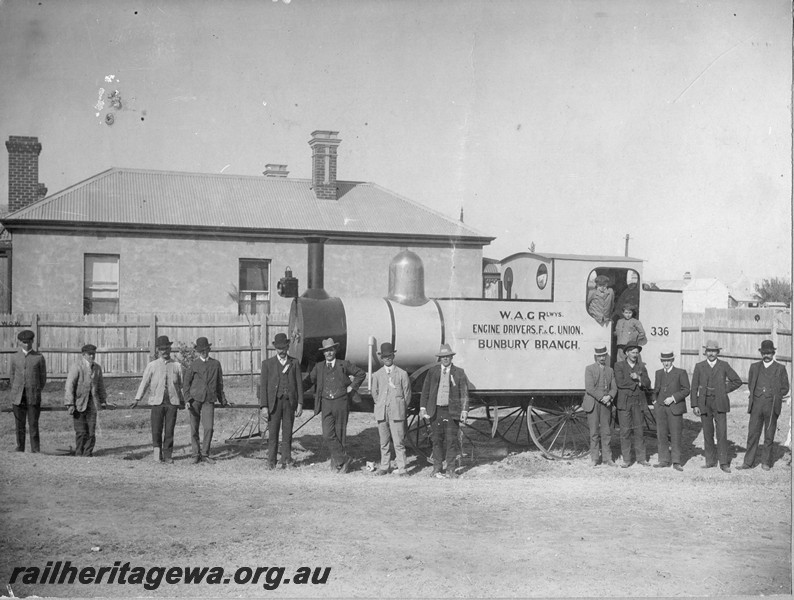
[405,411,432,459]
[528,396,590,460]
[488,400,532,447]
[643,404,657,437]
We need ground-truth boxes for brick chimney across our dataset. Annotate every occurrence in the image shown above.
[6,136,46,212]
[308,130,341,200]
[263,164,289,178]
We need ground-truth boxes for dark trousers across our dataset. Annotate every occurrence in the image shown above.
[618,398,646,463]
[12,397,41,452]
[151,404,178,458]
[268,396,294,466]
[321,397,349,467]
[587,402,612,463]
[744,396,779,467]
[655,404,683,465]
[701,406,729,466]
[189,401,215,458]
[73,402,98,457]
[430,406,460,472]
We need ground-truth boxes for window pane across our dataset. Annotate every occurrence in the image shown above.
[239,259,269,291]
[84,254,119,314]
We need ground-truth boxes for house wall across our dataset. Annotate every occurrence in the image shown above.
[682,283,730,313]
[10,231,483,314]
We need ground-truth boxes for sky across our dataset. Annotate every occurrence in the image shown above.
[0,0,791,285]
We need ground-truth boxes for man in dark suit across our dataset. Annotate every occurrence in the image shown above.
[183,337,228,464]
[308,337,365,473]
[260,333,303,469]
[652,350,690,471]
[583,346,617,467]
[737,340,790,471]
[419,344,470,478]
[690,339,742,473]
[614,336,652,468]
[10,329,47,453]
[64,344,108,457]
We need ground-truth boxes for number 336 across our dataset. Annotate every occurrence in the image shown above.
[651,326,669,336]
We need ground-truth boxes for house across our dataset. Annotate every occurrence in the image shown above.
[2,132,493,315]
[654,272,731,313]
[728,273,761,308]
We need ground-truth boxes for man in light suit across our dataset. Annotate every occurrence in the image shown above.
[260,333,303,469]
[64,344,108,457]
[308,338,365,474]
[652,350,690,471]
[420,344,470,479]
[10,329,47,453]
[183,337,228,464]
[690,339,742,473]
[583,346,617,467]
[370,342,412,476]
[737,340,790,471]
[614,336,652,467]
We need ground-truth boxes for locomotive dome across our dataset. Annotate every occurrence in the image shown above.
[387,249,429,306]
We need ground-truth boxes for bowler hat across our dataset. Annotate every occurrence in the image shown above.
[81,344,97,354]
[759,340,776,354]
[703,339,722,351]
[594,346,608,356]
[319,338,340,352]
[436,344,456,357]
[194,337,212,351]
[155,335,173,349]
[623,336,643,352]
[594,275,610,286]
[660,351,675,361]
[17,330,34,342]
[378,342,396,357]
[273,333,290,350]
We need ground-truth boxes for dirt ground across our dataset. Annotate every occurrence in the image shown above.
[0,378,791,598]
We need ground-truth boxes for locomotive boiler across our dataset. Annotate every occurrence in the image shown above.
[282,243,683,460]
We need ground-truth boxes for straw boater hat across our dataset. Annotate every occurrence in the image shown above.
[594,346,608,357]
[623,336,643,352]
[660,350,675,361]
[436,344,455,357]
[17,330,34,342]
[194,337,212,351]
[703,339,722,351]
[155,335,173,349]
[378,342,396,357]
[759,340,776,354]
[272,333,290,350]
[319,338,340,352]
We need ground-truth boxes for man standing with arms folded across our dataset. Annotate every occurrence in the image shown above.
[737,340,790,471]
[10,329,47,453]
[130,335,185,464]
[370,342,412,476]
[260,333,303,469]
[690,339,742,473]
[64,344,108,457]
[614,336,652,468]
[183,337,228,464]
[652,350,690,471]
[583,346,617,467]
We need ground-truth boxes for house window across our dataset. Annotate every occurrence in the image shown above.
[239,259,270,315]
[84,254,120,314]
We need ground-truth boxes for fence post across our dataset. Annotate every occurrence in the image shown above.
[771,312,778,350]
[149,313,157,359]
[34,313,40,350]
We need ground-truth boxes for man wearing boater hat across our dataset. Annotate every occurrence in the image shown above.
[260,333,303,469]
[131,335,185,464]
[370,342,412,476]
[308,338,365,473]
[690,339,742,473]
[652,350,690,471]
[420,344,470,478]
[183,337,228,464]
[583,345,617,467]
[64,344,108,457]
[614,335,652,467]
[736,340,790,471]
[10,329,47,453]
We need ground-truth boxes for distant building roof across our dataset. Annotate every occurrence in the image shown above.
[500,251,643,263]
[729,289,759,303]
[1,168,493,245]
[655,278,729,292]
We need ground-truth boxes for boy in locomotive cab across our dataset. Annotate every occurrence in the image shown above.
[370,342,412,477]
[614,303,647,361]
[419,344,470,479]
[587,275,614,326]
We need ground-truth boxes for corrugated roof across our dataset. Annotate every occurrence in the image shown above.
[2,168,492,242]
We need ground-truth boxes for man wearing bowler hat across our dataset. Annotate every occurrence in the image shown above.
[183,337,228,464]
[64,344,108,457]
[131,335,185,464]
[614,335,652,467]
[10,329,47,453]
[370,342,412,476]
[308,338,365,473]
[420,344,471,478]
[260,333,303,469]
[690,339,742,473]
[737,340,790,471]
[652,350,690,471]
[583,346,617,467]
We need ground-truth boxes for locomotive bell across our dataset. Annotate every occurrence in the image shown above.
[387,249,429,306]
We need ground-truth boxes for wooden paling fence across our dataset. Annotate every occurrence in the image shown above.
[0,312,289,380]
[680,308,792,382]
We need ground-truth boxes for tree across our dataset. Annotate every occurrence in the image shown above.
[754,277,792,306]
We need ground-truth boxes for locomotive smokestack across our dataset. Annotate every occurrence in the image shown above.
[302,236,329,300]
[387,249,428,306]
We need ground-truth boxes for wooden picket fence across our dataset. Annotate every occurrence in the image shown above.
[0,312,289,380]
[680,308,792,382]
